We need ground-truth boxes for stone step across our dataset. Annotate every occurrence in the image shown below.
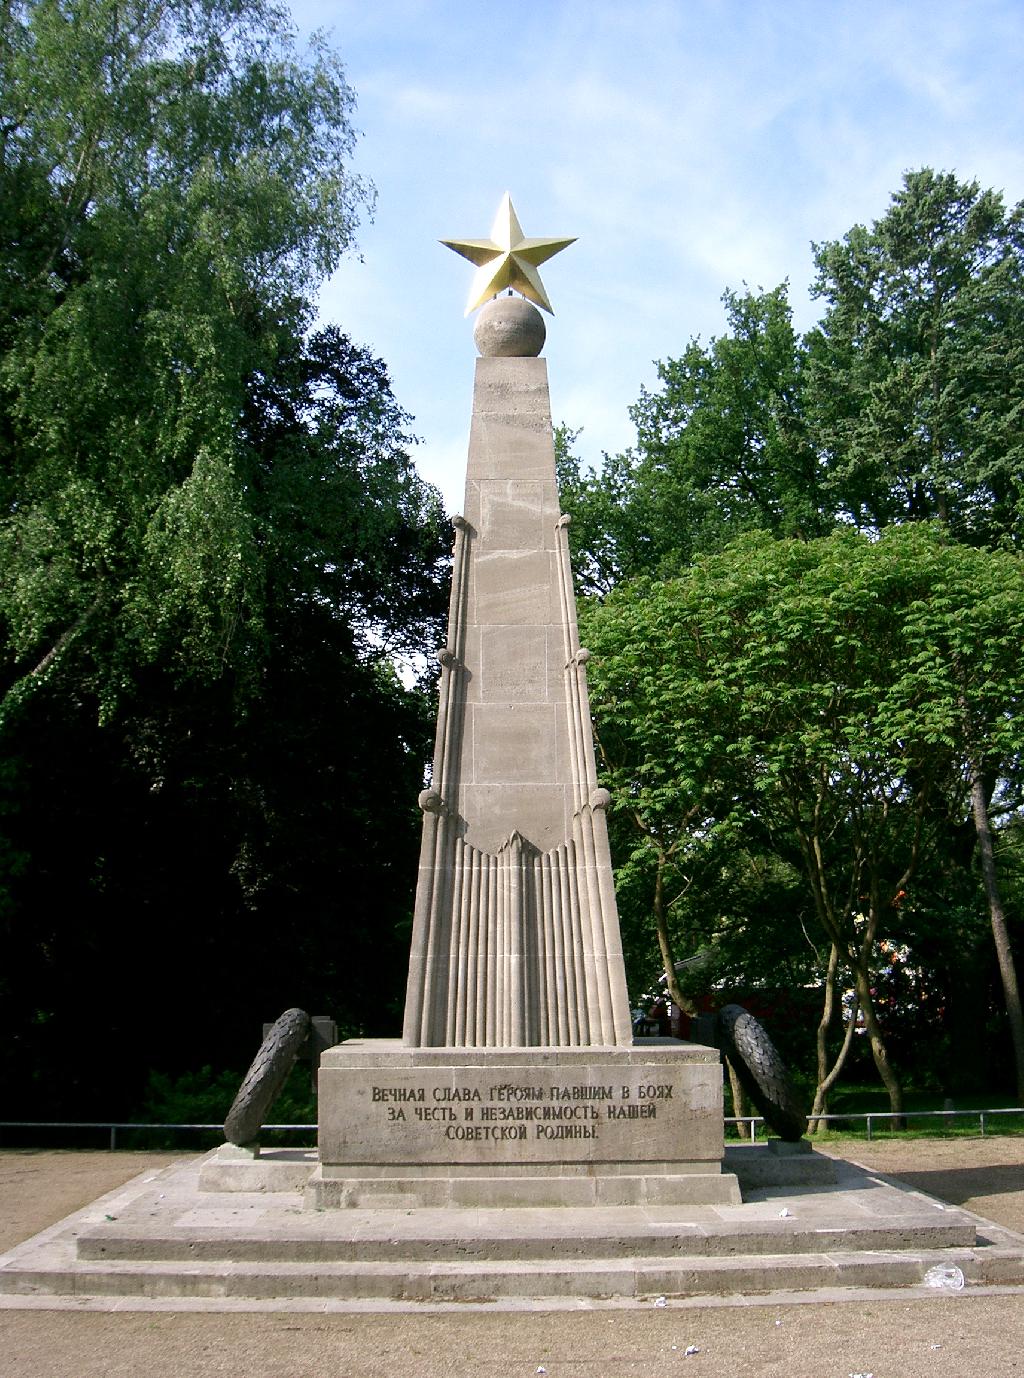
[3,1150,1023,1310]
[4,1244,1023,1304]
[75,1213,977,1264]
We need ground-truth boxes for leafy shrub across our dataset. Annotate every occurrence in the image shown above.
[124,1063,317,1148]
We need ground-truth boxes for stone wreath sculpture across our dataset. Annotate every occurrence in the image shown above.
[708,1004,808,1142]
[224,1007,311,1148]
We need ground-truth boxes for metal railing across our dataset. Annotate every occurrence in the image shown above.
[0,1122,316,1150]
[1,1107,1022,1149]
[727,1107,1024,1140]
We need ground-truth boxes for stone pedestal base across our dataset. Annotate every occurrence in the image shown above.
[308,1039,739,1209]
[199,1145,317,1193]
[724,1142,838,1190]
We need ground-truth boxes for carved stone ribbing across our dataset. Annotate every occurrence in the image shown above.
[403,355,631,1048]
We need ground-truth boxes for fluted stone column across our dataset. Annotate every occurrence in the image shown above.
[403,308,632,1049]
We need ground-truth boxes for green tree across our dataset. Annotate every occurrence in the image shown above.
[886,533,1024,1097]
[560,171,1024,1106]
[0,0,372,722]
[0,0,454,1113]
[0,321,451,1116]
[806,169,1024,546]
[562,171,1024,589]
[581,527,1024,1113]
[560,285,822,592]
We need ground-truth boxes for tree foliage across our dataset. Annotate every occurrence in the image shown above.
[807,169,1024,544]
[0,0,452,1115]
[563,171,1024,581]
[563,169,1024,1104]
[0,0,374,721]
[581,524,1024,1110]
[560,286,822,593]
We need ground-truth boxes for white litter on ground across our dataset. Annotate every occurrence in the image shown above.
[924,1264,965,1290]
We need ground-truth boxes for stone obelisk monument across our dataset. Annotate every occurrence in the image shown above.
[309,197,737,1209]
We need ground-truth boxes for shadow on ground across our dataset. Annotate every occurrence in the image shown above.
[883,1162,1024,1198]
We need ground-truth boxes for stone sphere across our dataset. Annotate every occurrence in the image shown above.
[473,296,546,357]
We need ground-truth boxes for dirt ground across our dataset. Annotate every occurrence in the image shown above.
[1,1138,1023,1378]
[0,1149,182,1255]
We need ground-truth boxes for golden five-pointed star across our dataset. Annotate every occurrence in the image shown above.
[441,193,575,316]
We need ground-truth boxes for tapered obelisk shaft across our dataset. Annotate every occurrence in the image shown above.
[403,298,632,1048]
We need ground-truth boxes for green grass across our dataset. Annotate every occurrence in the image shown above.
[725,1086,1024,1142]
[824,1087,1023,1115]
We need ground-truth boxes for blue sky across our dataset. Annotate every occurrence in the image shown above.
[287,0,1024,512]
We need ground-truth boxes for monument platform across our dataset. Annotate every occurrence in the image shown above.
[310,1039,738,1208]
[4,1147,1024,1308]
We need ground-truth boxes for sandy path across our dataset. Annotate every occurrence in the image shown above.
[0,1150,183,1254]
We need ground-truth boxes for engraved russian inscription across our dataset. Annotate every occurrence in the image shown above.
[354,1071,692,1159]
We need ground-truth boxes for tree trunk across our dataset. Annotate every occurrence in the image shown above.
[971,767,1024,1101]
[809,1000,859,1133]
[652,852,695,1016]
[809,943,859,1134]
[853,962,904,1124]
[0,596,104,731]
[725,1057,751,1139]
[810,941,841,1129]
